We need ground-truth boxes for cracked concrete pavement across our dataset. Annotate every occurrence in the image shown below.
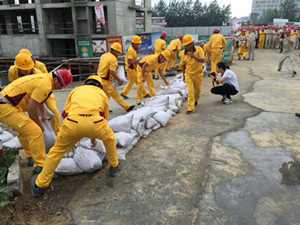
[51,48,300,224]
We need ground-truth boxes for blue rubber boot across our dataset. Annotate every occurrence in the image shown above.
[27,157,34,167]
[32,166,59,180]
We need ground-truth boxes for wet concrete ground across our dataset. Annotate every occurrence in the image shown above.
[52,49,300,224]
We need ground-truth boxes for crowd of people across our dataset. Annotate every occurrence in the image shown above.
[0,27,239,197]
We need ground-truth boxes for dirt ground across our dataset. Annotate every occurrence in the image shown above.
[0,157,107,225]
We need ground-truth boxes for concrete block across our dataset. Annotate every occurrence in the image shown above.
[7,156,23,196]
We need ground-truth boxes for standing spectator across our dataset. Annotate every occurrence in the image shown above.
[246,26,257,60]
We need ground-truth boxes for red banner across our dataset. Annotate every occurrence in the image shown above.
[95,4,105,27]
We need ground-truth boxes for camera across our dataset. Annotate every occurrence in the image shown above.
[209,72,216,77]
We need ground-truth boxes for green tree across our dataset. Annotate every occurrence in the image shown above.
[257,8,280,25]
[152,0,231,27]
[279,0,298,21]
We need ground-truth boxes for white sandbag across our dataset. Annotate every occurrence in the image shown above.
[38,105,55,117]
[168,93,182,107]
[203,63,207,74]
[55,158,83,175]
[145,117,159,129]
[117,149,126,160]
[78,138,106,155]
[0,126,3,134]
[42,120,56,153]
[129,107,156,129]
[108,114,134,133]
[176,73,183,79]
[168,105,180,113]
[114,131,136,147]
[144,96,169,109]
[152,111,172,127]
[116,136,141,160]
[142,128,152,138]
[130,129,138,136]
[177,100,183,108]
[73,147,102,173]
[159,86,182,96]
[152,123,161,131]
[166,109,176,117]
[3,136,22,149]
[63,148,76,158]
[179,89,187,99]
[135,120,146,137]
[171,82,187,90]
[0,130,13,142]
[114,66,128,87]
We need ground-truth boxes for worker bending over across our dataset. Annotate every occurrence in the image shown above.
[207,28,227,73]
[166,34,183,72]
[153,32,167,79]
[237,37,248,60]
[0,67,72,175]
[136,50,170,105]
[180,34,205,114]
[120,35,149,100]
[30,75,121,198]
[8,53,64,166]
[98,42,134,112]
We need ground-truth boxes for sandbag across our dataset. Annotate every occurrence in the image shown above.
[73,147,102,173]
[129,107,156,130]
[168,93,182,107]
[159,86,182,96]
[135,120,146,137]
[42,120,56,153]
[152,123,161,131]
[152,111,172,127]
[145,117,159,129]
[0,130,13,142]
[166,109,176,117]
[114,132,136,147]
[63,148,76,158]
[55,158,83,175]
[142,128,152,138]
[114,66,128,87]
[117,136,141,160]
[168,105,180,113]
[170,82,187,90]
[0,126,3,134]
[108,114,134,133]
[144,96,169,109]
[3,136,22,149]
[79,138,106,155]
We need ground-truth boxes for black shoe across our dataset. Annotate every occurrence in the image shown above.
[30,174,43,198]
[144,94,150,98]
[295,113,300,117]
[252,59,254,61]
[186,110,193,114]
[246,58,250,60]
[120,93,128,99]
[109,110,113,113]
[28,157,34,167]
[238,58,241,60]
[109,163,122,177]
[194,102,198,106]
[293,71,297,77]
[126,105,135,112]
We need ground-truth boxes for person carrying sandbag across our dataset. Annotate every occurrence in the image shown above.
[120,35,149,100]
[136,50,170,105]
[98,42,135,112]
[180,34,205,114]
[30,75,121,198]
[8,52,63,166]
[0,65,72,175]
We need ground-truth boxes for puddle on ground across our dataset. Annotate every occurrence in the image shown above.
[214,130,300,225]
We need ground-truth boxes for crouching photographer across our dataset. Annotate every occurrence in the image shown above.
[209,62,239,104]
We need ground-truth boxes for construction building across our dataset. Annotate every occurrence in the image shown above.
[0,0,152,58]
[251,0,300,18]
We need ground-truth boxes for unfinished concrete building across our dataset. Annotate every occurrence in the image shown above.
[0,0,152,58]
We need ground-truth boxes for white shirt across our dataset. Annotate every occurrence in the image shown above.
[217,69,239,91]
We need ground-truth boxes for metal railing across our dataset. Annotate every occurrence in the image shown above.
[0,22,39,34]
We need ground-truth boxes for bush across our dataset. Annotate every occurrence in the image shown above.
[0,147,19,206]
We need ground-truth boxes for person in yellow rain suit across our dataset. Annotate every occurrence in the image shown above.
[207,28,227,74]
[136,50,170,105]
[0,63,72,175]
[180,34,205,114]
[178,49,185,71]
[258,26,266,48]
[8,53,63,166]
[98,42,135,112]
[238,37,248,60]
[291,27,298,49]
[18,48,48,73]
[9,52,61,135]
[120,35,149,100]
[153,32,167,79]
[166,34,183,72]
[30,75,121,198]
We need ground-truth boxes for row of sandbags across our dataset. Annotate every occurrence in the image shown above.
[56,74,187,175]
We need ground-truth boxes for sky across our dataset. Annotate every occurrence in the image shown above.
[151,0,252,18]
